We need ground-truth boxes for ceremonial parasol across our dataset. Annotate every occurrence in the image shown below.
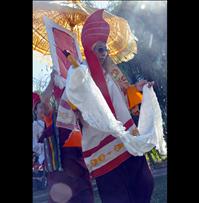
[33,0,137,64]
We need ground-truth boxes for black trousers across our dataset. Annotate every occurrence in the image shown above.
[47,149,94,203]
[95,155,154,203]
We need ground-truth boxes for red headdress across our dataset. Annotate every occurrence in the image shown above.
[81,9,116,116]
[32,92,41,110]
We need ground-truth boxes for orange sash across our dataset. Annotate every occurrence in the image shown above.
[43,111,53,128]
[126,85,143,109]
[63,130,82,148]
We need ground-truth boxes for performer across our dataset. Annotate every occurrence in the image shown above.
[33,92,45,165]
[33,70,55,164]
[61,9,166,203]
[34,71,94,203]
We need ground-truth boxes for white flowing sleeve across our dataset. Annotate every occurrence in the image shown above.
[118,85,167,156]
[65,65,126,136]
[54,74,66,89]
[65,65,167,156]
[119,85,167,156]
[137,85,167,155]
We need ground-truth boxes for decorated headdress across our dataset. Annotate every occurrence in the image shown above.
[81,9,110,51]
[81,9,116,116]
[32,92,41,110]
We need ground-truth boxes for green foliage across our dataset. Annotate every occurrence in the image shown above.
[146,148,167,166]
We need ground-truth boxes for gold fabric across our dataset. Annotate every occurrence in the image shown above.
[33,1,137,64]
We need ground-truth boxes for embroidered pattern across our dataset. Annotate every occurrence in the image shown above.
[90,143,125,168]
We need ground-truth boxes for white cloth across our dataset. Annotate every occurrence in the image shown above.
[138,85,167,155]
[119,85,167,156]
[54,74,66,89]
[66,64,167,156]
[32,120,45,164]
[79,72,133,151]
[66,65,125,136]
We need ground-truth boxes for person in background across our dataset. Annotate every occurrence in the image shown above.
[32,70,55,162]
[32,93,46,165]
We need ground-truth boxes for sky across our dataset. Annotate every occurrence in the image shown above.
[33,1,109,91]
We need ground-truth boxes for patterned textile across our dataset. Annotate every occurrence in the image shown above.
[43,114,63,172]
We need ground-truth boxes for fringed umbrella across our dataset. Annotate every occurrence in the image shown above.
[33,0,137,64]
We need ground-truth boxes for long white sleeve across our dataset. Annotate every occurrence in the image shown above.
[65,65,125,136]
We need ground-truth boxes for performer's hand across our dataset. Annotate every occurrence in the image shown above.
[62,50,79,68]
[62,50,71,57]
[135,80,148,91]
[147,81,155,88]
[131,105,140,116]
[135,80,154,91]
